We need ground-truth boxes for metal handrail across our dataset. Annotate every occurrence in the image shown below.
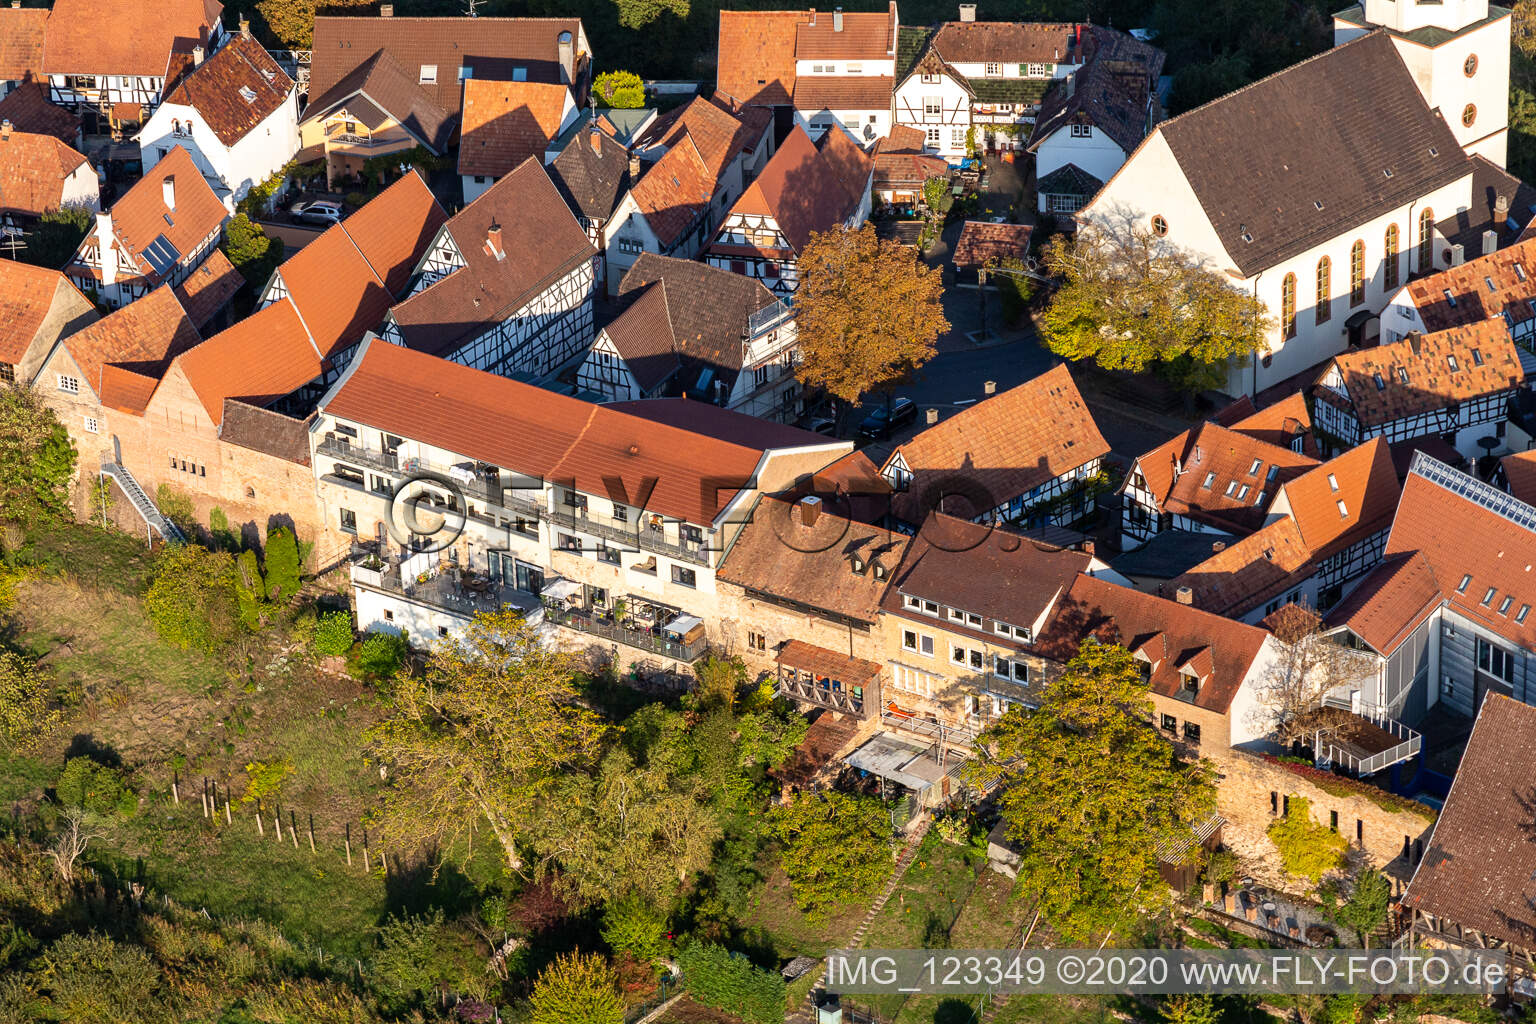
[544,605,708,663]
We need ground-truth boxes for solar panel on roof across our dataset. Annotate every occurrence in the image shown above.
[141,234,182,278]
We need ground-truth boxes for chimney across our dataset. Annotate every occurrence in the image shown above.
[958,3,976,19]
[1081,540,1095,557]
[1497,194,1511,220]
[797,495,822,527]
[1066,74,1075,98]
[557,30,574,87]
[484,223,505,261]
[239,15,251,39]
[192,45,204,66]
[8,2,18,8]
[983,379,996,396]
[925,407,939,424]
[1175,586,1193,606]
[162,175,176,210]
[1483,229,1499,256]
[589,130,602,155]
[628,153,642,179]
[1407,331,1422,355]
[95,211,119,285]
[379,3,393,14]
[833,7,843,31]
[1450,243,1465,266]
[0,119,10,139]
[1211,541,1226,554]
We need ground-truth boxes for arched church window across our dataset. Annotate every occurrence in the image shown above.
[1419,208,1435,271]
[1384,224,1400,290]
[1350,240,1366,306]
[1280,273,1297,340]
[1315,257,1331,325]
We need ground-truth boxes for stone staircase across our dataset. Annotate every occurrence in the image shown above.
[99,457,184,544]
[848,816,934,949]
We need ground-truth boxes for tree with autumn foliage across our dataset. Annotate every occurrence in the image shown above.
[794,224,948,418]
[966,638,1216,941]
[1039,219,1271,392]
[255,0,371,47]
[365,609,608,874]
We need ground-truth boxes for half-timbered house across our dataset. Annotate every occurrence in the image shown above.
[546,118,637,290]
[1380,233,1536,348]
[1311,320,1525,460]
[383,156,597,380]
[0,258,98,388]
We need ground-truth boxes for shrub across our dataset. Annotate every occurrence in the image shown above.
[313,611,354,657]
[350,630,406,681]
[1267,796,1347,883]
[261,527,302,602]
[593,70,645,108]
[991,257,1035,323]
[371,911,482,1009]
[0,651,61,750]
[0,387,76,528]
[221,213,283,296]
[922,176,952,216]
[529,952,624,1024]
[600,894,668,964]
[20,205,92,270]
[677,942,785,1024]
[240,760,293,804]
[55,757,136,818]
[144,545,240,652]
[34,932,160,1022]
[234,549,264,631]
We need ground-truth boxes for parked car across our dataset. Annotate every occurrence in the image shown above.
[803,417,837,437]
[857,397,917,441]
[289,200,343,227]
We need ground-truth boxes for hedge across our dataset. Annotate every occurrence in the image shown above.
[677,941,785,1024]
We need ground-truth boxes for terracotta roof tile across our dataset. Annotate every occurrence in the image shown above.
[97,363,161,414]
[616,252,780,378]
[628,132,715,249]
[162,35,292,147]
[0,7,46,82]
[775,639,882,685]
[300,47,453,154]
[604,396,833,449]
[171,246,241,328]
[792,75,895,113]
[1315,319,1524,428]
[883,511,1094,632]
[310,16,586,116]
[1154,32,1469,277]
[458,79,572,179]
[219,399,310,464]
[1276,436,1398,559]
[1225,390,1316,454]
[0,80,80,142]
[887,364,1108,525]
[930,21,1089,64]
[784,447,893,526]
[0,126,89,218]
[326,340,819,526]
[332,168,447,296]
[62,284,200,399]
[598,281,678,393]
[714,123,869,254]
[1167,517,1313,617]
[1038,571,1269,715]
[172,298,320,424]
[1404,234,1536,334]
[719,495,907,624]
[1385,457,1536,650]
[640,96,765,183]
[387,157,594,358]
[715,9,809,108]
[75,145,227,286]
[794,5,897,60]
[43,0,220,77]
[952,221,1032,268]
[1131,420,1315,533]
[1323,551,1441,655]
[1502,450,1536,506]
[547,120,631,223]
[1402,694,1536,946]
[0,258,77,364]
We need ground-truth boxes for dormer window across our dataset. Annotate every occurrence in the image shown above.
[851,554,868,575]
[1180,672,1199,694]
[1483,587,1497,606]
[1397,367,1410,384]
[1472,349,1484,366]
[1447,355,1461,373]
[1201,472,1216,489]
[873,562,888,581]
[1373,373,1385,391]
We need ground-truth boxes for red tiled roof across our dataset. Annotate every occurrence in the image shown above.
[387,157,595,358]
[0,127,90,218]
[0,80,80,142]
[1315,320,1524,429]
[792,75,895,112]
[0,7,46,82]
[1503,450,1536,506]
[640,95,766,183]
[1323,551,1442,656]
[76,145,226,285]
[1038,571,1269,715]
[171,246,242,328]
[300,47,454,154]
[325,340,822,526]
[1224,390,1316,455]
[162,34,293,147]
[1167,517,1313,618]
[458,79,572,180]
[628,132,715,249]
[43,0,221,77]
[931,21,1088,64]
[717,123,869,254]
[776,639,882,685]
[1130,420,1316,533]
[334,168,447,296]
[715,9,808,108]
[1385,460,1536,649]
[952,221,1032,268]
[0,258,77,364]
[1274,436,1398,560]
[887,364,1108,525]
[172,298,320,424]
[61,284,200,401]
[1402,694,1536,946]
[606,395,832,450]
[1404,234,1536,334]
[794,5,897,60]
[98,363,162,414]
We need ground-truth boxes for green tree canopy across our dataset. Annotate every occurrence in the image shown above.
[366,609,608,873]
[143,545,241,653]
[19,206,92,271]
[1039,221,1272,392]
[1328,866,1391,947]
[612,0,689,30]
[529,952,624,1024]
[0,387,76,528]
[966,638,1217,941]
[261,526,302,602]
[593,70,646,107]
[795,223,949,411]
[221,213,283,299]
[0,650,62,751]
[770,790,893,919]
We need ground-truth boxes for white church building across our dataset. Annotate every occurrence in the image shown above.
[1079,0,1518,395]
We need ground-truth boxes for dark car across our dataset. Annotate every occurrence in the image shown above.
[857,397,918,440]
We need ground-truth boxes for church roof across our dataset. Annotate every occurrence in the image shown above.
[1153,30,1470,278]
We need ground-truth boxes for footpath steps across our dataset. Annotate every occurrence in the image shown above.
[99,457,184,544]
[848,817,934,949]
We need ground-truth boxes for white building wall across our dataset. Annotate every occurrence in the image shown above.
[140,92,300,202]
[1034,126,1126,184]
[604,200,665,296]
[1390,20,1511,168]
[61,163,100,211]
[892,74,972,159]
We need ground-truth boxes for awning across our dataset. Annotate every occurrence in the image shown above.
[845,733,945,792]
[449,462,476,485]
[540,578,580,601]
[665,613,703,634]
[777,640,881,686]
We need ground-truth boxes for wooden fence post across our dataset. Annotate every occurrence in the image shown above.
[273,805,282,844]
[224,793,232,825]
[362,829,371,872]
[307,814,315,854]
[200,778,209,818]
[171,770,179,806]
[288,811,299,849]
[345,822,352,867]
[255,799,264,836]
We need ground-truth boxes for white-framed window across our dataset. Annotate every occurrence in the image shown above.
[925,127,941,145]
[1070,123,1091,138]
[419,64,437,84]
[923,96,942,116]
[984,62,1002,76]
[847,62,862,73]
[951,645,967,665]
[920,73,939,83]
[83,416,98,434]
[1047,193,1083,213]
[1026,63,1049,77]
[902,630,935,657]
[57,374,79,394]
[951,127,966,148]
[618,238,644,256]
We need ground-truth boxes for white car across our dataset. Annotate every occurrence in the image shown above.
[289,200,343,227]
